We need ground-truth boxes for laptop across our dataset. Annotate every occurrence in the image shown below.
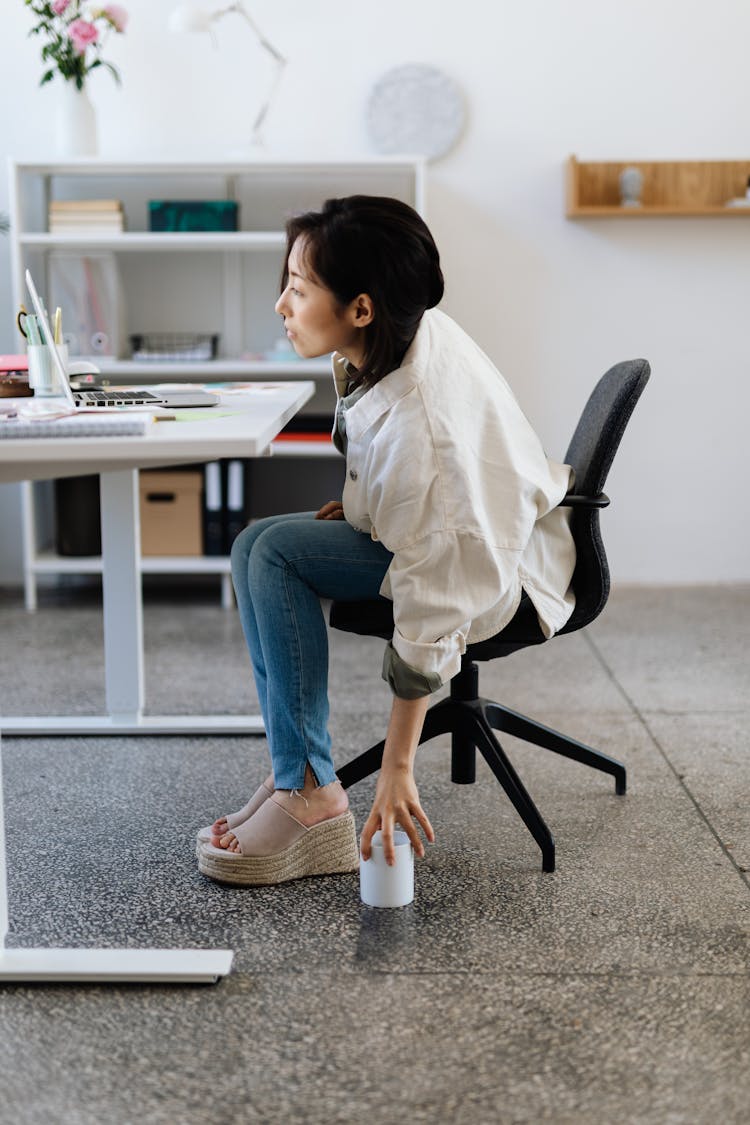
[25,269,219,410]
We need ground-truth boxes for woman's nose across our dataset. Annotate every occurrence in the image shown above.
[275,292,288,316]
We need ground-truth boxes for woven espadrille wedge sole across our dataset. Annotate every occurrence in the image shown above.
[194,781,273,854]
[198,802,359,887]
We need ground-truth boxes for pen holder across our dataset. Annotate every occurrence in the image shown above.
[360,829,415,908]
[28,343,68,397]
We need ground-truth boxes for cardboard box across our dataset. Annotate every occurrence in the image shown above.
[139,471,203,556]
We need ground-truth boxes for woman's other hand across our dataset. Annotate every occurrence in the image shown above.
[360,765,435,866]
[315,500,345,520]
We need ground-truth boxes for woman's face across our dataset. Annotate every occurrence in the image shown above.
[275,238,370,366]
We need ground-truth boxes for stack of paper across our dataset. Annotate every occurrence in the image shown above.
[48,200,125,234]
[0,413,148,438]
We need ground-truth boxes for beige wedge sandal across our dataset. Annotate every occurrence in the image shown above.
[198,798,359,886]
[195,780,273,851]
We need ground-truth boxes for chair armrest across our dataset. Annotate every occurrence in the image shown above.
[558,492,610,509]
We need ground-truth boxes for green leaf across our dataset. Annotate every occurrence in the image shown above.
[103,61,121,84]
[40,69,55,85]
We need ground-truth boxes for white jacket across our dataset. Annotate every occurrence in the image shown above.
[332,309,576,692]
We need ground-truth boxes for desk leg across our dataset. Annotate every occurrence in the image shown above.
[100,469,145,722]
[0,735,8,949]
[0,731,233,984]
[2,467,264,736]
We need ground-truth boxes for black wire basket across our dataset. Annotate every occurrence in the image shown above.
[129,333,219,362]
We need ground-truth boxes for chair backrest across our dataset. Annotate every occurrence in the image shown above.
[559,358,650,633]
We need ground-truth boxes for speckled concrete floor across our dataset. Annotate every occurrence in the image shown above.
[0,583,748,1125]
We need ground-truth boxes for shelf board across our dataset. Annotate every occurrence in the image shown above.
[568,205,750,217]
[270,439,337,458]
[91,359,331,380]
[31,552,103,574]
[20,231,286,251]
[31,550,232,574]
[13,157,424,175]
[139,556,231,574]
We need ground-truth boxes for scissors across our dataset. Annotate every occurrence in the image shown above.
[16,304,29,339]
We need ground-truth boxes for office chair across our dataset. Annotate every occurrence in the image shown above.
[331,359,651,872]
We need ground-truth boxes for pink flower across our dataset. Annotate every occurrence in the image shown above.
[67,18,99,54]
[51,0,70,14]
[99,4,129,32]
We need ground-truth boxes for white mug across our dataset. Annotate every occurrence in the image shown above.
[360,829,415,908]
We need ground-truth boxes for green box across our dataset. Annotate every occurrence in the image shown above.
[148,200,239,232]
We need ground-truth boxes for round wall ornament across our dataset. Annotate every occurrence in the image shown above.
[366,64,466,162]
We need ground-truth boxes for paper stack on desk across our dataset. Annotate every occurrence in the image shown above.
[0,412,148,438]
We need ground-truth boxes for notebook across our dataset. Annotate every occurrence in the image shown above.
[25,270,219,411]
[0,413,148,439]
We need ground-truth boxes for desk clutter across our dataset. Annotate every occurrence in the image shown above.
[0,354,31,398]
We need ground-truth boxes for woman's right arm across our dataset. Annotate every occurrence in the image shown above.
[359,694,435,865]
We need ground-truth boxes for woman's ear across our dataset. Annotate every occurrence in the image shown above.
[350,293,374,328]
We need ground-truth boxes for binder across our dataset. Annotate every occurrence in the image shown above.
[203,461,224,555]
[224,460,246,548]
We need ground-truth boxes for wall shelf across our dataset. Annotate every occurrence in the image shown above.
[566,155,750,217]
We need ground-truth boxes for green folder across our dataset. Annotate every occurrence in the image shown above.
[149,201,239,232]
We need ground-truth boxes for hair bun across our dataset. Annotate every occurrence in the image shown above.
[426,268,445,309]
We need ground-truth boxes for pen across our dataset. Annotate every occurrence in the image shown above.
[53,307,63,345]
[24,314,41,346]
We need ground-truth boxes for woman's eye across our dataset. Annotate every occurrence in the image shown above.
[292,288,303,297]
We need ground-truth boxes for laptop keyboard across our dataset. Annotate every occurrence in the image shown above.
[74,390,162,406]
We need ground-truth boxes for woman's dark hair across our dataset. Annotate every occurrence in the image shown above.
[281,195,444,387]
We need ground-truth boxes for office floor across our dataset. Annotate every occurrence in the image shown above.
[0,583,748,1125]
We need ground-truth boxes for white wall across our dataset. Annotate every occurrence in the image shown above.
[1,0,748,584]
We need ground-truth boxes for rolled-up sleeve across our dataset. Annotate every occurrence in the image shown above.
[378,528,524,698]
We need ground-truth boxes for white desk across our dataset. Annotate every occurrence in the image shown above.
[0,381,313,983]
[0,382,314,736]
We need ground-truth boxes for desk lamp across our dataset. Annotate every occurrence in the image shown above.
[168,2,286,147]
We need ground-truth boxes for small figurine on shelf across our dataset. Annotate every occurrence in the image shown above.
[725,176,750,208]
[619,166,644,208]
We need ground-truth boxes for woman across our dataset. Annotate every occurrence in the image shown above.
[197,195,576,886]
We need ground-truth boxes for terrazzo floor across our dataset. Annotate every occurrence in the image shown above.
[0,582,748,1124]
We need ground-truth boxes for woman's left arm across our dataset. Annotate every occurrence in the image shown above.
[359,694,435,865]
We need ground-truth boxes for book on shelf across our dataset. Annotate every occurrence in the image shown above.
[50,200,123,211]
[48,199,125,233]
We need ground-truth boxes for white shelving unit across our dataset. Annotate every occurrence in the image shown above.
[9,158,424,609]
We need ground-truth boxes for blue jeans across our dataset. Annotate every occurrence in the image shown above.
[230,512,393,789]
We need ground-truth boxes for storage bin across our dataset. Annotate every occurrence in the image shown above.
[148,200,239,232]
[139,471,203,556]
[55,475,101,556]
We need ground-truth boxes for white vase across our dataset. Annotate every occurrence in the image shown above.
[56,83,98,158]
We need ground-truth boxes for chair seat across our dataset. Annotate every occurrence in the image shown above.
[329,592,547,660]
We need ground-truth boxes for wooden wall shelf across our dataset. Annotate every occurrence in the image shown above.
[566,156,750,217]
